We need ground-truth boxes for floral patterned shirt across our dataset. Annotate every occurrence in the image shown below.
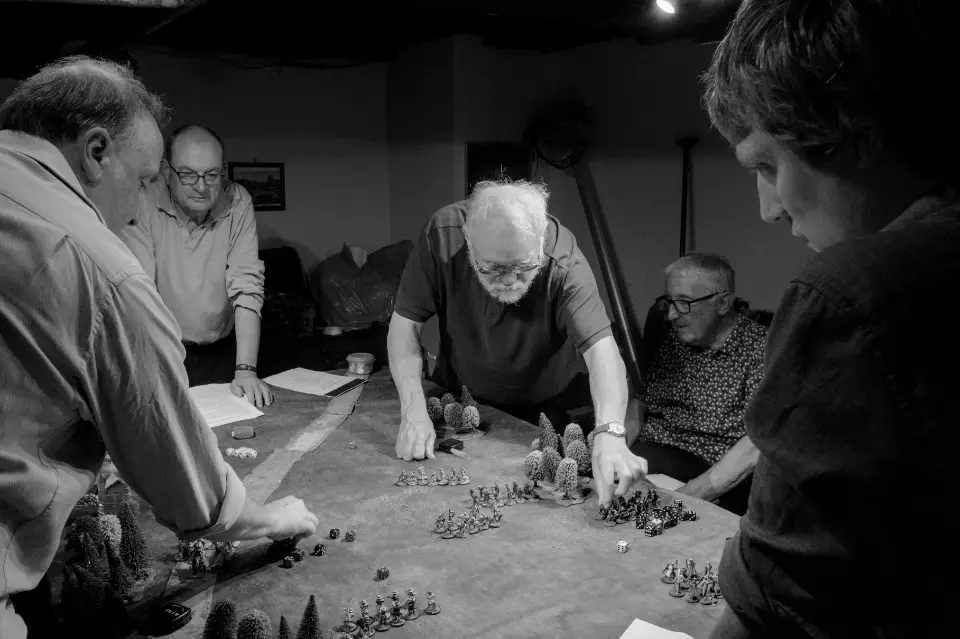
[639,313,767,464]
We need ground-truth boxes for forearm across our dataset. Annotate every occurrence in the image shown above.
[205,497,277,542]
[584,336,629,425]
[685,435,759,501]
[234,306,261,367]
[387,312,427,417]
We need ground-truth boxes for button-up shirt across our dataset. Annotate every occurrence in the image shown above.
[721,196,960,635]
[0,132,246,639]
[640,313,767,464]
[119,178,265,345]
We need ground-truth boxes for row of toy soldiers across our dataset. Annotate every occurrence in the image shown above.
[597,490,698,529]
[433,506,502,538]
[174,538,235,575]
[344,589,440,632]
[662,559,723,605]
[395,466,470,487]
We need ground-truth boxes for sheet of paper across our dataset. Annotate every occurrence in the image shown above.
[646,473,685,491]
[189,383,263,428]
[263,367,365,397]
[618,618,694,639]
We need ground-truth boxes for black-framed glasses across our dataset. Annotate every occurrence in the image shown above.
[165,161,224,187]
[656,292,719,314]
[467,237,543,278]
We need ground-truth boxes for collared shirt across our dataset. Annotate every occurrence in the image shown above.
[394,201,613,407]
[639,313,767,464]
[119,178,265,345]
[721,196,960,635]
[0,132,246,639]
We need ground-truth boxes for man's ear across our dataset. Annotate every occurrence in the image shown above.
[718,292,735,315]
[78,127,113,185]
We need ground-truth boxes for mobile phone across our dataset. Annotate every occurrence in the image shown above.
[142,602,192,636]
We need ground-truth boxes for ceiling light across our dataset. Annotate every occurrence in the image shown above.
[656,0,676,14]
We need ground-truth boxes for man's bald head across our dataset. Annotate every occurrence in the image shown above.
[164,124,225,164]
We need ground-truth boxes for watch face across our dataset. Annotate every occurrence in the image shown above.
[608,422,626,436]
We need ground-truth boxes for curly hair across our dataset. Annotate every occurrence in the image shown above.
[702,1,960,182]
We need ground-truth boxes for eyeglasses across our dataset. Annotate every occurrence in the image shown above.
[166,162,224,187]
[656,292,719,315]
[467,237,543,278]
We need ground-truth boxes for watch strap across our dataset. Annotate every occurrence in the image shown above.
[594,421,625,437]
[235,364,257,373]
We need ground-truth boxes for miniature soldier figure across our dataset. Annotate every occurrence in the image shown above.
[375,603,390,631]
[449,468,459,483]
[395,472,406,486]
[427,470,437,486]
[190,540,207,576]
[478,514,489,531]
[669,577,685,598]
[424,591,440,615]
[434,514,447,533]
[359,600,372,628]
[438,468,448,486]
[455,521,468,538]
[685,558,699,582]
[416,464,428,485]
[337,607,358,634]
[505,483,516,505]
[661,560,678,584]
[469,488,478,507]
[390,592,405,626]
[405,588,420,621]
[174,538,190,562]
[493,506,503,525]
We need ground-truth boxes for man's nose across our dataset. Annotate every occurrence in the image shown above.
[666,304,680,321]
[193,179,210,194]
[757,173,785,224]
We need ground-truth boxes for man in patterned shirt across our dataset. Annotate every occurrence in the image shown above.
[633,253,765,514]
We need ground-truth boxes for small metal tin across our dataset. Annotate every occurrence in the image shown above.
[347,352,375,376]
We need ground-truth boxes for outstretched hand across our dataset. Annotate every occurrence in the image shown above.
[591,433,648,507]
[395,404,436,462]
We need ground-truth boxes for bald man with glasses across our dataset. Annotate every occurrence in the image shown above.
[120,124,273,408]
[635,253,767,515]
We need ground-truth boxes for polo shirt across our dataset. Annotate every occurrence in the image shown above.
[119,178,265,345]
[395,201,612,407]
[0,132,245,639]
[721,196,960,636]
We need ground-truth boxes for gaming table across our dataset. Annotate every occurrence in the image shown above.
[148,371,739,638]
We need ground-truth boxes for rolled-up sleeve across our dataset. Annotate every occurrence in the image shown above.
[556,257,613,352]
[83,270,246,541]
[394,224,439,323]
[225,187,265,316]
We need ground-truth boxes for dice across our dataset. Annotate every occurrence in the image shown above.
[617,540,628,553]
[292,549,305,562]
[312,543,326,556]
[376,567,390,580]
[282,556,294,568]
[329,528,340,540]
[344,530,356,542]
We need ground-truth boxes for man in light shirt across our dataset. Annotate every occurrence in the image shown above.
[0,56,317,639]
[120,124,273,407]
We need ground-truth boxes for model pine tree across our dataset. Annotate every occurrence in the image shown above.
[439,392,456,408]
[586,428,597,459]
[565,439,590,475]
[531,437,541,451]
[538,446,561,483]
[458,405,480,433]
[67,515,106,553]
[99,514,122,553]
[523,450,544,487]
[237,610,273,639]
[104,538,133,598]
[443,402,463,428]
[60,561,131,638]
[563,423,585,446]
[277,615,291,639]
[296,594,322,639]
[538,412,553,436]
[555,458,579,499]
[541,427,560,454]
[76,530,111,583]
[118,500,149,579]
[426,396,443,421]
[460,385,478,409]
[202,599,238,639]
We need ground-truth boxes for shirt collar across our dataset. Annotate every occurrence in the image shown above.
[0,131,105,224]
[156,177,237,227]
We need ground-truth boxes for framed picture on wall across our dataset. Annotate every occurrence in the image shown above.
[465,142,533,197]
[228,162,286,211]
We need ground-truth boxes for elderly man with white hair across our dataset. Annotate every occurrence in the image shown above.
[388,179,647,506]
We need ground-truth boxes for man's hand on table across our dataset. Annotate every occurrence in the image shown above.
[263,495,319,541]
[231,370,273,408]
[592,433,648,507]
[396,404,436,462]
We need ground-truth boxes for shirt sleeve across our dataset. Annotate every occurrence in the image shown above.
[83,271,246,542]
[117,205,157,281]
[746,281,902,521]
[226,186,265,316]
[556,257,613,352]
[393,223,439,323]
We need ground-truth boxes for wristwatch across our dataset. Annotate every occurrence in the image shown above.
[593,421,626,438]
[235,364,257,373]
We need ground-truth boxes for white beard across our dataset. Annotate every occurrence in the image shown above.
[474,266,540,305]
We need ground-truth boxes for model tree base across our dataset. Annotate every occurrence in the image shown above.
[536,484,589,506]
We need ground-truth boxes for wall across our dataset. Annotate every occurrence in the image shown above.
[1,51,392,275]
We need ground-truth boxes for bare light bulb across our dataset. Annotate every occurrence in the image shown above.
[656,0,676,14]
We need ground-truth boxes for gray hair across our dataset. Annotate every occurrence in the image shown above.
[664,253,736,295]
[0,55,169,147]
[464,179,549,248]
